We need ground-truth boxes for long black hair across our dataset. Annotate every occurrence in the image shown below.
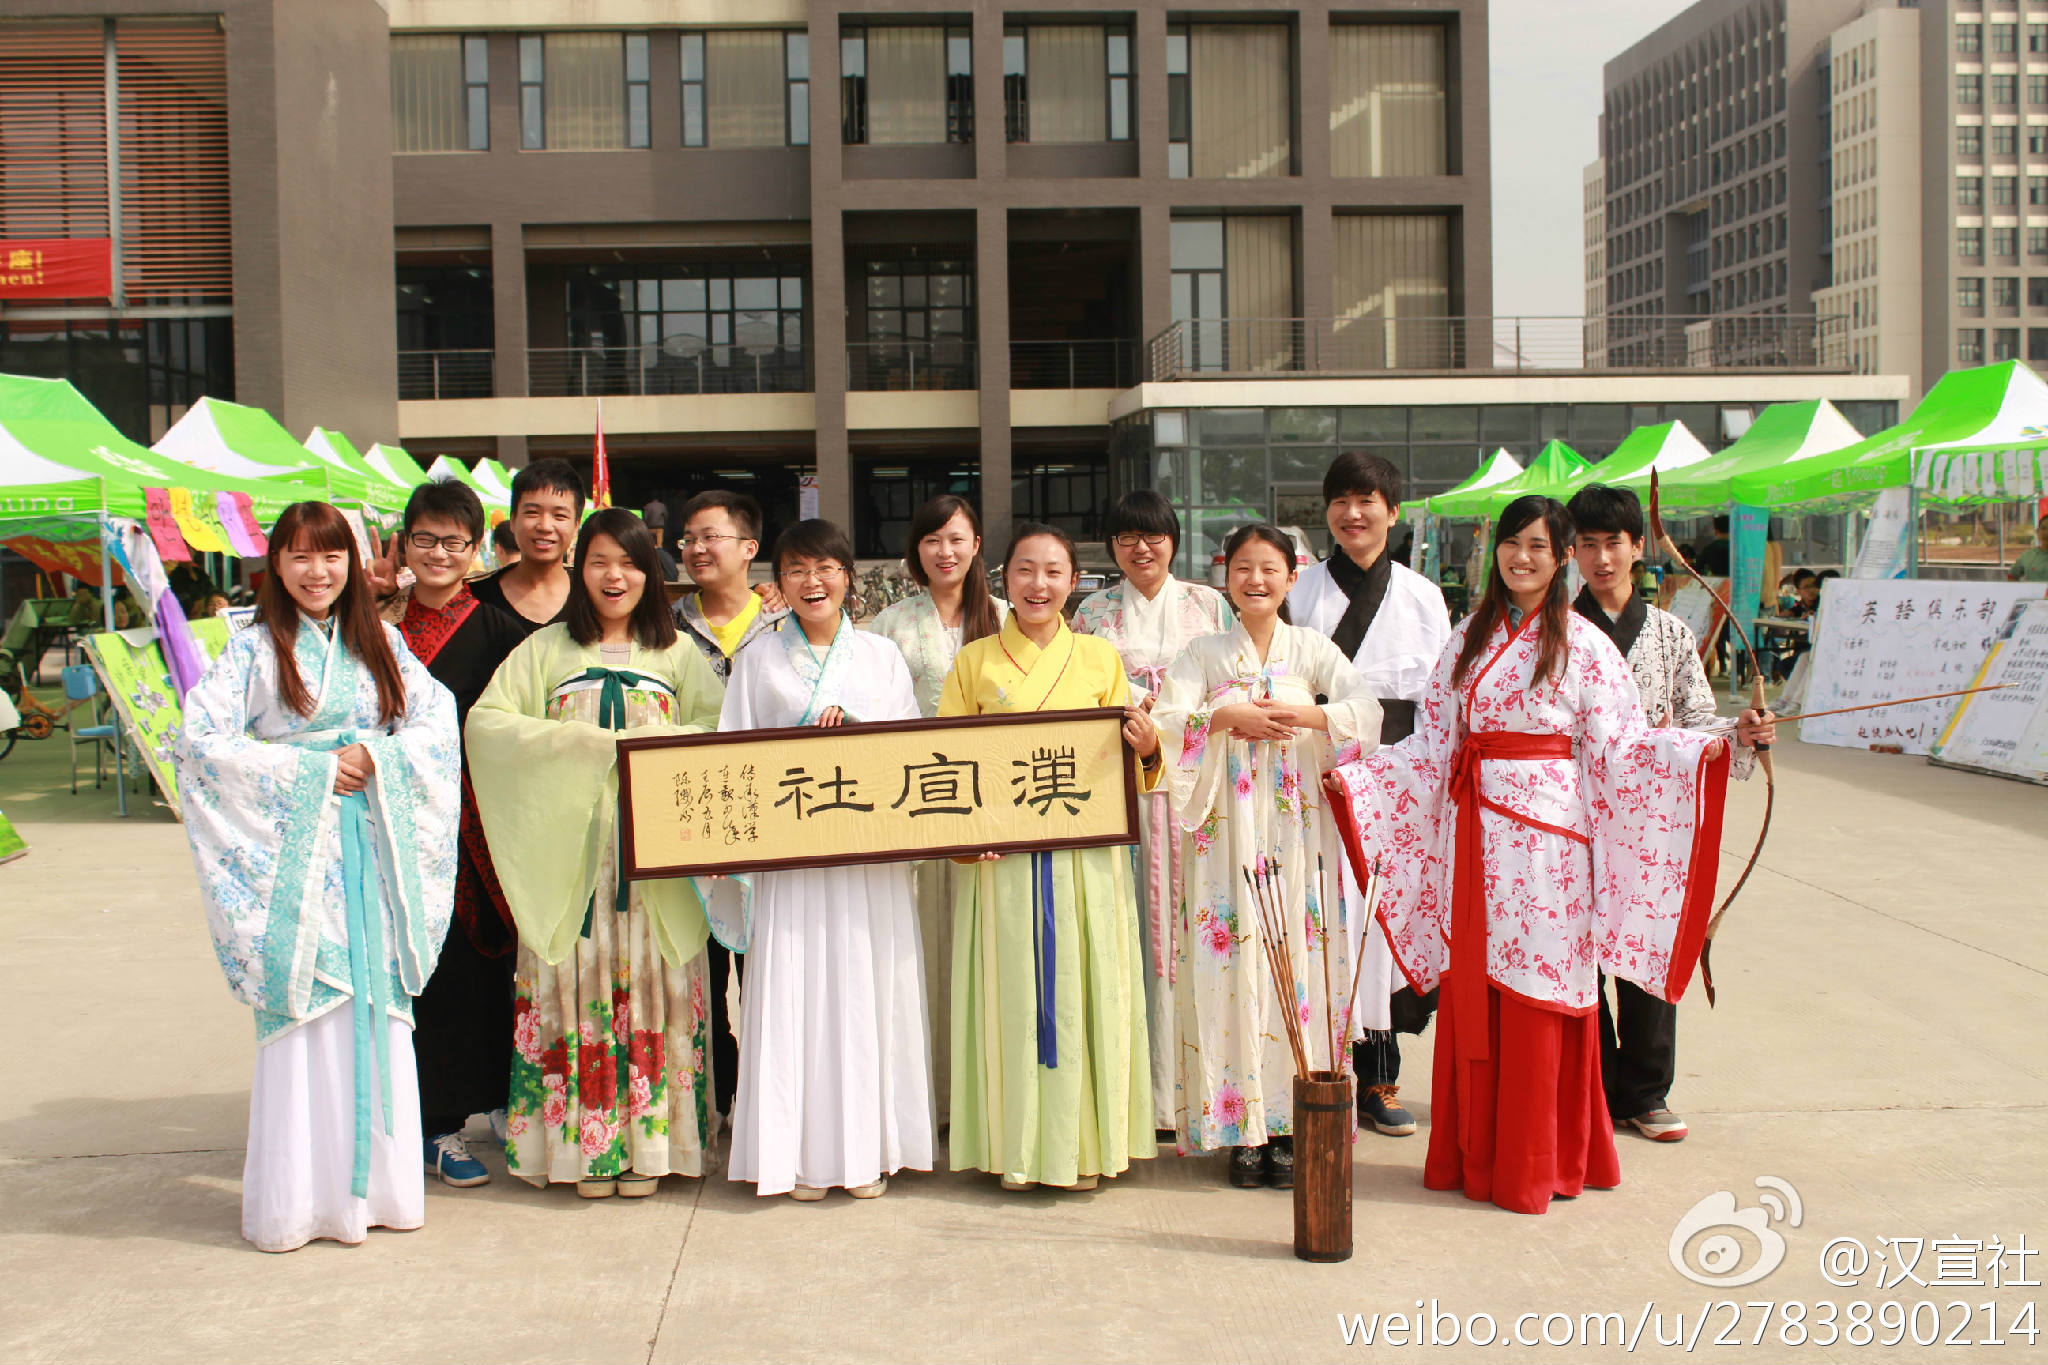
[566,508,678,650]
[1221,522,1295,624]
[906,494,1001,644]
[1451,495,1573,692]
[257,502,407,725]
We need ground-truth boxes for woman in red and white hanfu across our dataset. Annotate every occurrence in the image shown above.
[1326,495,1732,1215]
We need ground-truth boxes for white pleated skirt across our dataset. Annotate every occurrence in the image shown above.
[243,1007,423,1253]
[728,862,934,1195]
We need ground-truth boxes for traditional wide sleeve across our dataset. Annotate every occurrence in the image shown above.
[357,625,462,997]
[175,631,340,1020]
[1090,639,1162,795]
[1324,633,1464,997]
[1299,629,1382,769]
[867,635,921,722]
[1667,617,1756,781]
[1580,637,1732,1005]
[466,632,637,966]
[717,645,761,733]
[936,648,976,719]
[1151,641,1227,823]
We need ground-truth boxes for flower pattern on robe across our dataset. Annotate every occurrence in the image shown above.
[1150,622,1381,1151]
[1327,613,1729,1014]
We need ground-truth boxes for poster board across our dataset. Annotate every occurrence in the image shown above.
[1930,598,2048,785]
[1851,487,1914,580]
[1799,580,2046,754]
[1667,578,1728,659]
[618,708,1140,879]
[81,618,232,813]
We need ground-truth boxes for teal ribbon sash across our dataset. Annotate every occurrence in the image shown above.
[560,666,672,935]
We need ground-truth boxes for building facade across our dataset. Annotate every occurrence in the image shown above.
[0,0,397,443]
[1583,156,1607,365]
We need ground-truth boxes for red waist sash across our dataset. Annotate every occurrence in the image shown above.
[1448,731,1583,1061]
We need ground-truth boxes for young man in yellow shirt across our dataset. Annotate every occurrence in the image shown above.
[671,490,786,679]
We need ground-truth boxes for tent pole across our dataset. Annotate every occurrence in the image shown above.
[97,512,127,818]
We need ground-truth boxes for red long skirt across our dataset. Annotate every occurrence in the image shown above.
[1422,971,1620,1216]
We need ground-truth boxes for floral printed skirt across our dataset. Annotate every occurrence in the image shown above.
[505,895,713,1185]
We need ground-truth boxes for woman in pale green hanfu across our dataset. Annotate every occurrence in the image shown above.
[467,509,735,1199]
[937,523,1161,1191]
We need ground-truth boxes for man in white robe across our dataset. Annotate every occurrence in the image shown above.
[1286,451,1451,1137]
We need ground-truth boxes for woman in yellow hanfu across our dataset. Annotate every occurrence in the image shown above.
[466,509,735,1199]
[938,523,1163,1191]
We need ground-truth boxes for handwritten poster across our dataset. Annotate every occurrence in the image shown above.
[1667,578,1727,658]
[617,708,1140,878]
[1931,598,2048,784]
[1799,580,2046,754]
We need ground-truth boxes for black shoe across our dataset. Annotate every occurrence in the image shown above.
[1361,1084,1417,1136]
[1228,1145,1264,1188]
[1264,1138,1294,1189]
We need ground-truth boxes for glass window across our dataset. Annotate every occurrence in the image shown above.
[1958,74,1982,106]
[557,263,808,395]
[2030,328,2048,361]
[1992,74,2018,106]
[681,34,705,145]
[1994,23,2018,53]
[1003,29,1027,142]
[519,35,544,148]
[1169,218,1224,271]
[626,34,650,147]
[2032,279,2048,307]
[1995,226,2019,257]
[1107,28,1131,141]
[1958,329,1985,364]
[1268,407,1337,444]
[2031,75,2048,105]
[1194,408,1265,444]
[947,25,974,144]
[1995,327,2020,361]
[1166,24,1189,177]
[1958,23,1983,54]
[1478,406,1534,444]
[1994,123,2019,157]
[1961,227,1985,258]
[1192,449,1267,506]
[1994,175,2018,205]
[1409,407,1476,442]
[787,33,810,145]
[1340,407,1406,442]
[1959,278,1985,309]
[2032,226,2048,256]
[1996,277,2020,307]
[840,30,866,144]
[464,36,490,151]
[1569,405,1629,447]
[1960,125,1983,158]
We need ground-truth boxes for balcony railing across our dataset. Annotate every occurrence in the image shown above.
[1143,315,1851,381]
[847,340,978,392]
[398,350,494,400]
[1009,339,1139,389]
[528,344,808,398]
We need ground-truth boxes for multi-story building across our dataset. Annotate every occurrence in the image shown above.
[1813,4,1922,390]
[1598,0,1862,367]
[0,1,1910,575]
[1584,156,1607,365]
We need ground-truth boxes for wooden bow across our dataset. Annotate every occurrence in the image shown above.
[1648,471,1772,1007]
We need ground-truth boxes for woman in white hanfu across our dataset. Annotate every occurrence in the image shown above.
[864,494,1007,1117]
[1151,524,1379,1189]
[1072,490,1233,1130]
[467,509,729,1200]
[177,500,461,1253]
[1325,496,1732,1216]
[722,518,933,1200]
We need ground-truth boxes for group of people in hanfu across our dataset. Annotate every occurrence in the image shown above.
[175,449,1775,1252]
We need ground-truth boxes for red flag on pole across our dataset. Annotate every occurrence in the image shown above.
[592,400,611,510]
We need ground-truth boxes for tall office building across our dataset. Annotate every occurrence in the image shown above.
[1598,0,1864,366]
[1813,5,1923,391]
[1584,157,1608,365]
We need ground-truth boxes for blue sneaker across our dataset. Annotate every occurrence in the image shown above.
[427,1131,490,1187]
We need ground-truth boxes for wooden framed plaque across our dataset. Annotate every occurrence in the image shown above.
[616,706,1141,879]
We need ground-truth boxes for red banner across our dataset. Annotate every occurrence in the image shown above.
[1,536,126,588]
[0,239,113,300]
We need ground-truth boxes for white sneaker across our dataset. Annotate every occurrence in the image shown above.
[487,1108,509,1144]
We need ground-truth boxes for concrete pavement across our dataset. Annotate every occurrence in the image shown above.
[1,719,2043,1363]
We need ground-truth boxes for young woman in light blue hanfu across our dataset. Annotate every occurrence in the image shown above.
[178,500,461,1253]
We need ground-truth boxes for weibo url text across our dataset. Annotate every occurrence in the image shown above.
[1338,1300,2041,1351]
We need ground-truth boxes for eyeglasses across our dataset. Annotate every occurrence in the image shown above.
[779,564,845,584]
[407,533,475,555]
[678,532,753,551]
[1112,533,1173,550]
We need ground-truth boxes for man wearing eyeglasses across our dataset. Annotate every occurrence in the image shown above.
[672,490,786,682]
[389,479,528,1192]
[670,489,786,1125]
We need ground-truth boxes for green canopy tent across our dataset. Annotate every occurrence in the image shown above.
[154,397,408,512]
[1655,400,1866,512]
[0,375,296,535]
[1728,361,2043,509]
[426,455,510,510]
[1423,447,1524,518]
[1549,420,1714,499]
[304,427,411,502]
[364,441,431,490]
[1427,439,1590,521]
[1907,361,2048,502]
[473,458,517,508]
